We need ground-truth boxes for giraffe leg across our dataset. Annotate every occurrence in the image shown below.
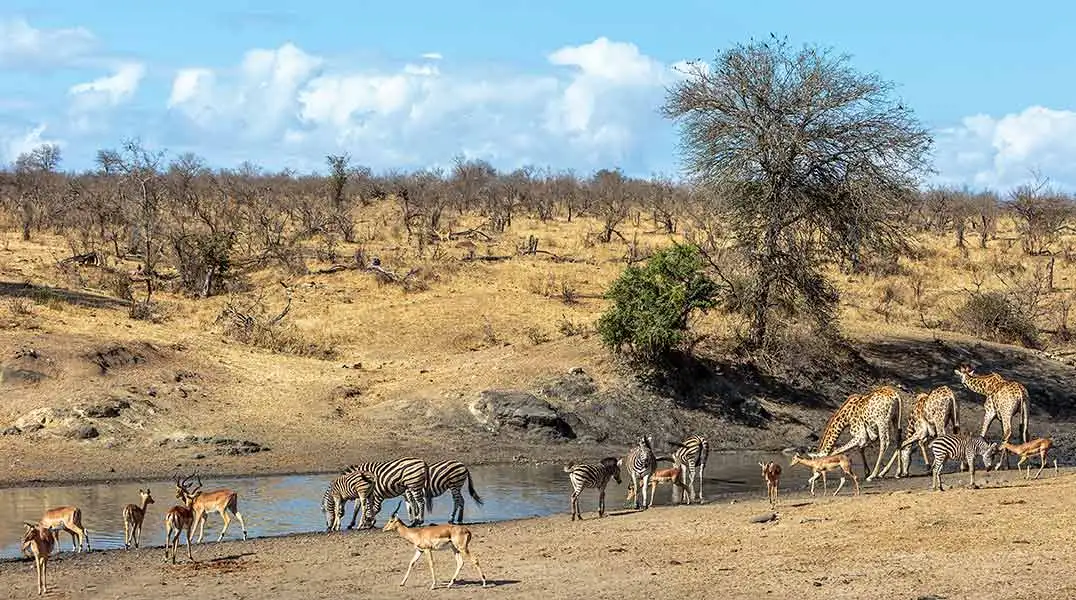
[867,429,891,481]
[997,418,1014,470]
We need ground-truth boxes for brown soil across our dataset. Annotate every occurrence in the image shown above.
[1,467,1072,599]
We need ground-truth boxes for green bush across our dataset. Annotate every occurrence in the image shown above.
[597,244,719,362]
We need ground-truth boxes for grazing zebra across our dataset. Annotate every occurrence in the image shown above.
[929,433,999,492]
[625,436,657,509]
[669,434,710,503]
[423,460,484,524]
[321,470,374,531]
[343,458,430,528]
[565,457,623,521]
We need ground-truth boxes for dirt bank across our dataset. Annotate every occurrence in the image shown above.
[1,467,1072,599]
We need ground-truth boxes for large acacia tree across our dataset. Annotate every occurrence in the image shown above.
[663,37,934,349]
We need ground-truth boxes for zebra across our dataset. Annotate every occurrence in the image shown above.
[321,470,373,531]
[668,434,710,503]
[565,457,623,521]
[929,433,999,492]
[342,458,430,528]
[625,436,657,509]
[423,460,484,524]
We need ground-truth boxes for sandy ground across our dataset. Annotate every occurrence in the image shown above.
[2,466,1074,600]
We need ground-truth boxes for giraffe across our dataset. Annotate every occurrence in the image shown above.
[810,386,903,481]
[954,365,1029,469]
[879,385,960,477]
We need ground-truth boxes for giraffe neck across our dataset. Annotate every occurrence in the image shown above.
[960,372,1000,395]
[816,398,859,454]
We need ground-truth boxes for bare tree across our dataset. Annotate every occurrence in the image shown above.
[11,144,62,240]
[1010,175,1073,256]
[663,36,933,349]
[590,168,631,243]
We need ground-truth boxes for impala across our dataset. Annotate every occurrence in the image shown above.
[36,505,90,553]
[759,461,782,509]
[789,453,861,497]
[174,473,248,543]
[382,502,488,590]
[122,489,155,549]
[1001,438,1059,479]
[625,466,688,505]
[21,523,56,595]
[163,498,196,564]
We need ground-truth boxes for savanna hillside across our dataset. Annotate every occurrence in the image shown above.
[2,142,1076,487]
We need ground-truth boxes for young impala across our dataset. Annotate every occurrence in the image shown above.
[122,489,155,549]
[35,505,90,553]
[21,523,56,595]
[381,502,488,590]
[1001,438,1060,479]
[174,473,248,543]
[789,453,861,497]
[625,466,688,505]
[759,461,782,509]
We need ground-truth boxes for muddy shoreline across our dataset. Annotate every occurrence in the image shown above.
[2,467,1072,600]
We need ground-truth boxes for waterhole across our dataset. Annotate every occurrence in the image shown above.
[0,451,787,559]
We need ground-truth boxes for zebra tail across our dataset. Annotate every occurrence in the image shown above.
[466,472,484,506]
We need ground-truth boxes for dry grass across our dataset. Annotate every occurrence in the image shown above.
[4,207,1076,382]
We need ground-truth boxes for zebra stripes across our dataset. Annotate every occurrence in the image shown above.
[669,434,710,503]
[342,458,430,528]
[321,470,373,531]
[929,433,999,491]
[424,459,484,524]
[565,457,623,521]
[625,436,657,509]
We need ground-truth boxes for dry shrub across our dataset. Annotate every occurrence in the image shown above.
[524,326,551,345]
[557,316,589,338]
[954,291,1041,349]
[217,291,339,359]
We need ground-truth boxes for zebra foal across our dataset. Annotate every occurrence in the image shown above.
[929,433,999,492]
[565,457,623,521]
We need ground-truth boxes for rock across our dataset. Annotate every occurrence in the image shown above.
[84,344,148,374]
[65,424,99,440]
[0,367,47,385]
[749,512,778,524]
[469,390,576,441]
[2,426,21,436]
[76,399,131,419]
[14,407,71,431]
[568,366,587,376]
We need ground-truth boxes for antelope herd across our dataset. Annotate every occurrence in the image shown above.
[11,364,1067,595]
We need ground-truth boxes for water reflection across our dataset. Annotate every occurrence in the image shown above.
[0,451,786,560]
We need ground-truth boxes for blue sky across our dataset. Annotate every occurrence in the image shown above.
[2,0,1075,191]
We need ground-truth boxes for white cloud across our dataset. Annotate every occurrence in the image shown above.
[1,124,62,163]
[165,38,681,172]
[0,17,96,69]
[167,42,323,139]
[69,63,146,111]
[421,52,443,61]
[934,106,1076,192]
